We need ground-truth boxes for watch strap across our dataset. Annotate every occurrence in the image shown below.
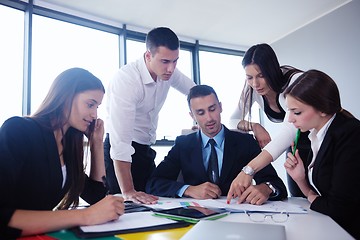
[265,182,277,195]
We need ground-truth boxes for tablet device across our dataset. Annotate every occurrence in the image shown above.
[124,200,153,213]
[152,206,230,223]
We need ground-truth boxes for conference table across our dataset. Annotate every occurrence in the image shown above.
[217,197,354,240]
[34,197,354,240]
[116,197,354,240]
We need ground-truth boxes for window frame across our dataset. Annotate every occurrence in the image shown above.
[0,0,256,146]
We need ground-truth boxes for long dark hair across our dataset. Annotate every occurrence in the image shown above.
[242,43,285,93]
[284,69,353,118]
[240,43,302,123]
[31,67,105,209]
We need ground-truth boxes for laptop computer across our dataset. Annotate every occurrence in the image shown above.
[180,220,286,240]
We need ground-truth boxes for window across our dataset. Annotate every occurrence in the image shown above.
[0,2,260,167]
[0,5,24,125]
[31,14,119,120]
[199,50,260,127]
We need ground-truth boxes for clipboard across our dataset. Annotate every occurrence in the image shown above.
[71,212,190,238]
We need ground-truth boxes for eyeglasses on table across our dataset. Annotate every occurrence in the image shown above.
[245,211,289,223]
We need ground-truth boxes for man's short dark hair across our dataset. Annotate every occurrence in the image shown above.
[187,85,219,108]
[146,27,179,54]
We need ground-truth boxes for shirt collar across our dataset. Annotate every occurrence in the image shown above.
[201,125,225,148]
[138,55,157,85]
[309,113,336,142]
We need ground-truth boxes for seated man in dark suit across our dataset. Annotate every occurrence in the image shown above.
[146,85,287,204]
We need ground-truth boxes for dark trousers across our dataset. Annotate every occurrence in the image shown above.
[286,131,311,197]
[104,133,156,194]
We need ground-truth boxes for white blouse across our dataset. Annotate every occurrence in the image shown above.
[61,164,67,188]
[307,114,336,194]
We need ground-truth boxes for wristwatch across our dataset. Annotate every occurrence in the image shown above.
[242,165,255,176]
[265,182,277,195]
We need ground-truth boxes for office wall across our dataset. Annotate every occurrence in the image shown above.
[262,0,360,193]
[272,0,360,118]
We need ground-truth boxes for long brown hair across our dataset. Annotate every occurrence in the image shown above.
[240,43,302,125]
[31,68,105,209]
[284,69,353,118]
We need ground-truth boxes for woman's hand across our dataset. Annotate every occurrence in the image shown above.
[226,171,253,204]
[252,123,271,148]
[237,120,252,132]
[82,195,125,226]
[284,150,305,183]
[90,119,104,144]
[88,119,106,181]
[285,151,316,201]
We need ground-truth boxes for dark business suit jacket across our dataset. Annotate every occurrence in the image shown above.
[307,113,360,239]
[146,126,287,200]
[0,117,106,239]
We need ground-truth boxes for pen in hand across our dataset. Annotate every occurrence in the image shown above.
[292,129,301,155]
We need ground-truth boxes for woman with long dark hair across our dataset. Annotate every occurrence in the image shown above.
[229,43,310,197]
[284,70,360,239]
[0,68,124,239]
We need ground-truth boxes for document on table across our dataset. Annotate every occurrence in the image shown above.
[79,211,180,233]
[200,198,307,213]
[145,197,307,214]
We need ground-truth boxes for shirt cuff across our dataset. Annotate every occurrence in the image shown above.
[177,185,190,197]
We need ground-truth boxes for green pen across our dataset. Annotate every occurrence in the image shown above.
[292,129,301,155]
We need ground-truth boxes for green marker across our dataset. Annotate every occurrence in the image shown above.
[292,129,301,155]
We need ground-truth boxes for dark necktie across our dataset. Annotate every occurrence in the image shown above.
[207,139,219,184]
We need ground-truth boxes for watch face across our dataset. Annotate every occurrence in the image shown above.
[243,166,254,176]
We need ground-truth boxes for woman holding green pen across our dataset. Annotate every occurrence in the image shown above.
[227,69,360,238]
[283,70,360,239]
[292,129,301,155]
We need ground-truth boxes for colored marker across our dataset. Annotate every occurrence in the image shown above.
[292,129,301,155]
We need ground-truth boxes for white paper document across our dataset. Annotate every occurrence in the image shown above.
[145,197,307,214]
[79,211,178,233]
[199,198,307,213]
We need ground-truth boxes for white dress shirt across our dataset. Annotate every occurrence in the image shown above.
[307,114,336,194]
[106,56,195,162]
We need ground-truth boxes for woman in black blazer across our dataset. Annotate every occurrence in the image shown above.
[0,68,124,239]
[284,69,360,239]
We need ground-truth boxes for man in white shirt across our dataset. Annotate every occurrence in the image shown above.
[105,27,196,204]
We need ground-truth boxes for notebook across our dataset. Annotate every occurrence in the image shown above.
[72,211,189,238]
[180,220,286,240]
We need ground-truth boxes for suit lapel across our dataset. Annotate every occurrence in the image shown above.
[312,115,339,183]
[219,128,237,184]
[189,132,208,182]
[313,134,331,170]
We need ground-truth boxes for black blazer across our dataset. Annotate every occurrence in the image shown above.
[308,113,360,239]
[146,126,287,200]
[0,117,106,239]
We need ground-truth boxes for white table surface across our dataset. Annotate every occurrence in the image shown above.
[217,197,354,240]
